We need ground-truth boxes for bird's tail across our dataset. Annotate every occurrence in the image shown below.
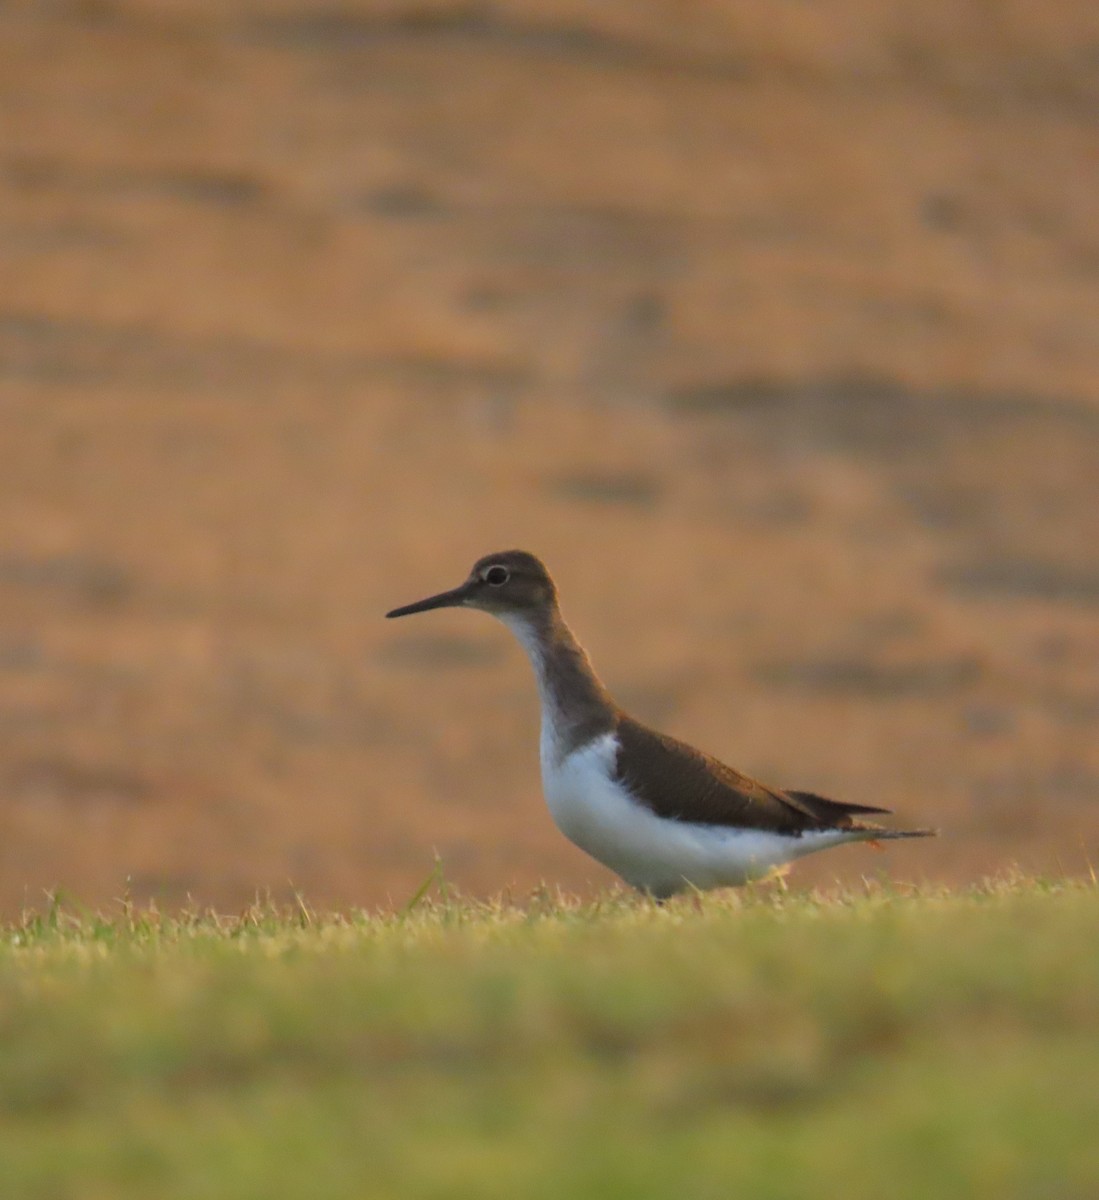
[850,823,939,844]
[784,790,938,842]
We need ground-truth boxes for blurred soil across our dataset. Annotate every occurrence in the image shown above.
[1,1,1098,912]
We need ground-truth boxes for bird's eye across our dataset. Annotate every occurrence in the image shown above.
[485,565,510,586]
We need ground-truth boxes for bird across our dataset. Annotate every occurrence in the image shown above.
[386,550,936,898]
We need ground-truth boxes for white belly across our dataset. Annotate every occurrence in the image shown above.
[540,731,854,896]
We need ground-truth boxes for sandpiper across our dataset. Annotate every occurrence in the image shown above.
[386,550,935,898]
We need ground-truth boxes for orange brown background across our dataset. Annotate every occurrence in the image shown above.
[2,1,1098,912]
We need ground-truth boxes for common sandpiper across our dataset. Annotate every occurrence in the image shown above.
[386,550,935,898]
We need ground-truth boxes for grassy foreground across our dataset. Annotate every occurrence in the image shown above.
[0,877,1097,1200]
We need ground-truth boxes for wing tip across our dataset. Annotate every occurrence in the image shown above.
[785,789,893,818]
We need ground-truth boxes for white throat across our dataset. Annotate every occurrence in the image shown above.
[496,612,570,766]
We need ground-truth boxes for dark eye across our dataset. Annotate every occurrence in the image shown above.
[485,565,509,586]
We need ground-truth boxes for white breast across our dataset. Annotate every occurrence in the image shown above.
[540,730,855,896]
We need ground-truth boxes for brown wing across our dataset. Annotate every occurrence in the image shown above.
[613,716,887,834]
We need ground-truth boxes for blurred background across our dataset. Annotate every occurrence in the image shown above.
[2,0,1098,913]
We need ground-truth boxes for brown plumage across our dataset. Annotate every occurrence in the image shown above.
[613,715,932,840]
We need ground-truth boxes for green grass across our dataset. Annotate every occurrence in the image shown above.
[1,876,1097,1199]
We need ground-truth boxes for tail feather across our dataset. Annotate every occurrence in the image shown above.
[784,790,936,841]
[850,823,939,841]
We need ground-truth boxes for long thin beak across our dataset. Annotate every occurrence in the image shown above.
[385,582,471,619]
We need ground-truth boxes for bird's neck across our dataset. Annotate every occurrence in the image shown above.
[498,606,616,762]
